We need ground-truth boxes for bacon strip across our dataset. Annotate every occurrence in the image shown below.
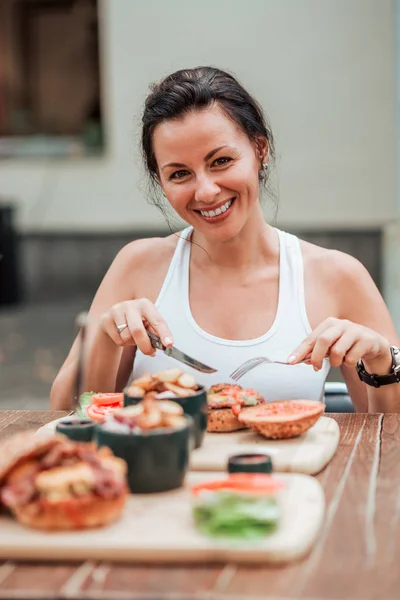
[1,441,124,509]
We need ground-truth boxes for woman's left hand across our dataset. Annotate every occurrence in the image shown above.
[288,317,392,374]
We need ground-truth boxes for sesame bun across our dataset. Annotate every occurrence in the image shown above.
[207,408,247,433]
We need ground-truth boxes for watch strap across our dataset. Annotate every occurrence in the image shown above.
[356,346,400,388]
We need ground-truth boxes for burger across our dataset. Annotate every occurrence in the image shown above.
[0,430,127,530]
[207,383,266,432]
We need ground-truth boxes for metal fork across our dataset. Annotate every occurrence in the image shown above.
[229,354,329,382]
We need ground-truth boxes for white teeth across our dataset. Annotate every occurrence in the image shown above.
[200,198,233,218]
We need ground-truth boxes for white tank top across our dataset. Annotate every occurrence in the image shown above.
[132,226,330,402]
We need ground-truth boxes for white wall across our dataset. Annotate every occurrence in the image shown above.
[0,0,396,232]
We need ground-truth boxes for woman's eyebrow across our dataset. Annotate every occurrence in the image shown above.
[161,145,231,171]
[204,145,229,161]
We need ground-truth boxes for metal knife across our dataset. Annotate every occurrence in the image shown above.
[147,331,217,374]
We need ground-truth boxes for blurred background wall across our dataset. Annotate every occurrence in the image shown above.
[0,0,398,406]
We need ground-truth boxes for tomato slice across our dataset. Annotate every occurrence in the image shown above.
[231,403,242,417]
[191,474,284,496]
[86,403,120,422]
[91,393,123,407]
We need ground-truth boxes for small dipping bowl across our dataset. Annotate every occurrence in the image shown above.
[55,418,95,442]
[227,453,273,474]
[123,386,207,449]
[94,416,191,494]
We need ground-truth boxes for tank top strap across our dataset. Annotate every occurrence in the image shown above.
[154,226,193,308]
[276,229,312,335]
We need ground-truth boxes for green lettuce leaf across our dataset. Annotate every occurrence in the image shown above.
[75,391,96,419]
[193,492,280,540]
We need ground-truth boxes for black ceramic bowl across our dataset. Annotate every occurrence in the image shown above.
[123,386,207,449]
[170,387,207,449]
[94,417,191,494]
[123,387,144,407]
[227,453,273,474]
[55,418,95,442]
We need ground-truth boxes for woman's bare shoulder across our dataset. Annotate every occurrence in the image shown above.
[299,237,385,321]
[97,231,183,300]
[110,232,182,277]
[300,238,371,285]
[296,236,390,333]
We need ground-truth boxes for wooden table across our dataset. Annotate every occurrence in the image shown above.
[0,410,398,600]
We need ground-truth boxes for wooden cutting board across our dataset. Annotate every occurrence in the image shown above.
[190,416,340,475]
[0,472,324,565]
[37,415,339,475]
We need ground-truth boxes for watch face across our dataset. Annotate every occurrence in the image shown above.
[391,346,400,369]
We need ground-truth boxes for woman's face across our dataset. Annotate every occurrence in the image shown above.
[153,105,266,241]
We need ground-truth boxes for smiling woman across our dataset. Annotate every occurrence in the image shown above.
[50,66,400,414]
[152,106,268,242]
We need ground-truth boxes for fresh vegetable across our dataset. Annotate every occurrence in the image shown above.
[192,473,283,496]
[207,384,264,409]
[86,403,122,422]
[191,474,282,539]
[238,399,325,439]
[77,392,123,423]
[75,392,96,419]
[91,393,124,407]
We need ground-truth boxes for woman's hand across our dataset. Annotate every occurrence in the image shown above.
[99,298,173,356]
[288,317,392,375]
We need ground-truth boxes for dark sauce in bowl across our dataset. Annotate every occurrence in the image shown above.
[228,453,273,474]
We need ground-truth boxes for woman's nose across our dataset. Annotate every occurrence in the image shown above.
[194,176,221,204]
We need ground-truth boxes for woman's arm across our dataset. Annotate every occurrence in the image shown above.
[49,239,173,410]
[335,253,400,412]
[50,243,137,410]
[289,250,400,412]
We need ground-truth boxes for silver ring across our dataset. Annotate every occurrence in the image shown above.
[116,323,128,334]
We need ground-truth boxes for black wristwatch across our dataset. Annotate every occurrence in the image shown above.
[356,346,400,388]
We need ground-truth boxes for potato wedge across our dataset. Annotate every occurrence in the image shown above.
[163,415,187,429]
[137,407,163,429]
[126,385,145,397]
[164,382,197,397]
[157,400,184,415]
[156,368,182,383]
[131,373,153,391]
[177,373,197,389]
[117,404,143,417]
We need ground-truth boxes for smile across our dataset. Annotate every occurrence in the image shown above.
[194,197,236,220]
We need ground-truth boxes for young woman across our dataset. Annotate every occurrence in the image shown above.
[50,66,400,413]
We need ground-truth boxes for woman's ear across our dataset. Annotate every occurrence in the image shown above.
[154,171,163,189]
[254,136,269,165]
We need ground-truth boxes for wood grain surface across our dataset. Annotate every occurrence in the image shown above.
[0,410,396,600]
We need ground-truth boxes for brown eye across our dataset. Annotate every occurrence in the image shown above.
[170,170,189,180]
[213,157,232,167]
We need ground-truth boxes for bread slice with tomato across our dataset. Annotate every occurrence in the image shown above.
[207,383,266,432]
